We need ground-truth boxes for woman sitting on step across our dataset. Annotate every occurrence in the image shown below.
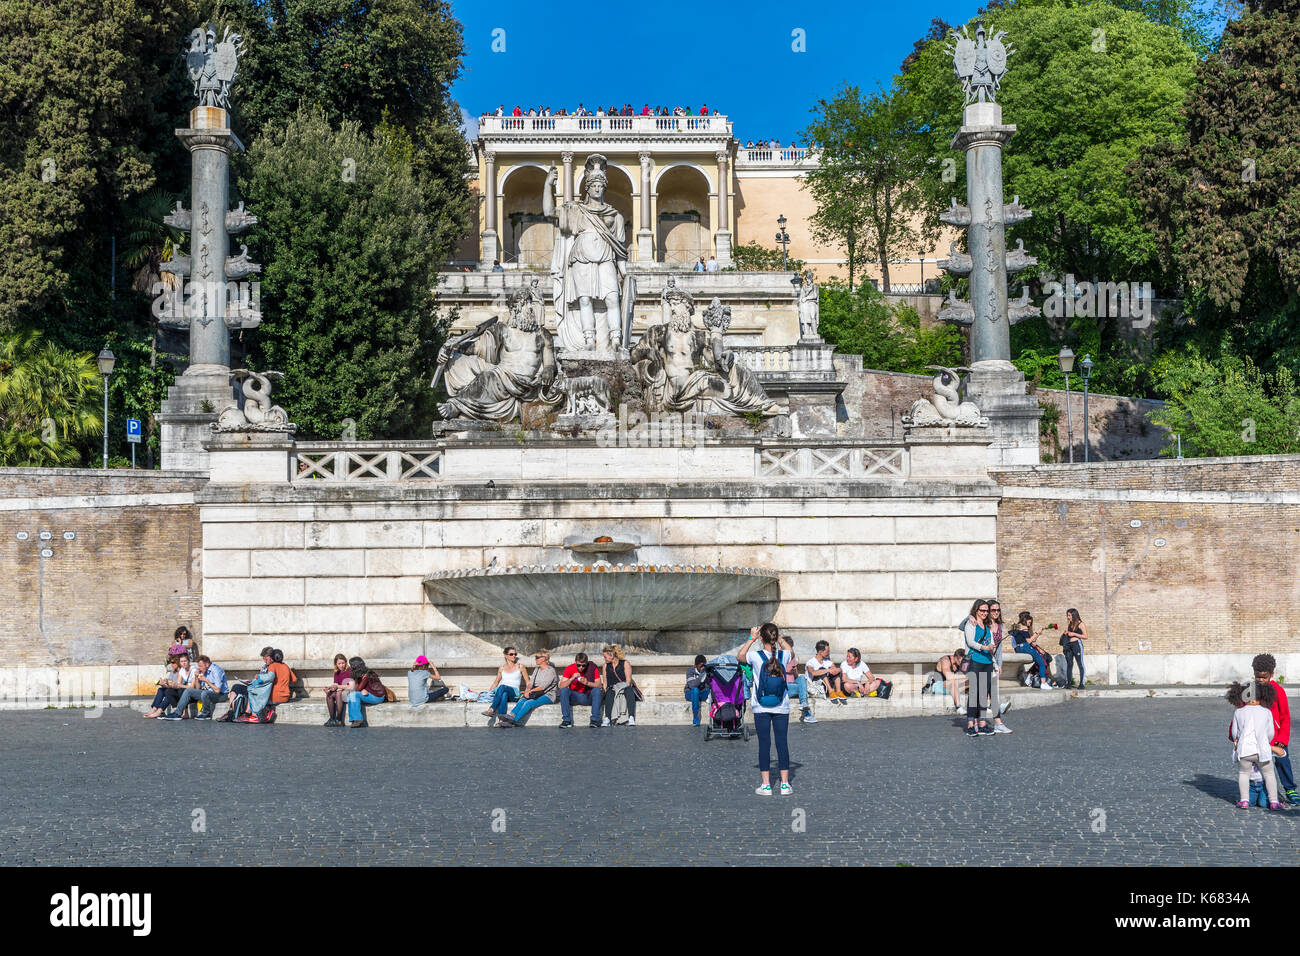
[346,657,388,728]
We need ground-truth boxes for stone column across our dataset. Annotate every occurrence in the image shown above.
[637,151,654,264]
[561,151,574,203]
[714,150,732,267]
[480,150,499,269]
[156,105,245,472]
[953,102,1015,365]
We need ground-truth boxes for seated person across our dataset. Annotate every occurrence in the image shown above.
[347,659,388,727]
[559,652,603,728]
[267,648,295,711]
[143,654,186,718]
[684,655,710,726]
[220,647,273,721]
[324,653,354,726]
[1009,612,1055,690]
[498,650,559,727]
[804,640,845,702]
[407,655,449,707]
[935,648,968,708]
[164,655,228,720]
[777,634,816,723]
[840,648,892,699]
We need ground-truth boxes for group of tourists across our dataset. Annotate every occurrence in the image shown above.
[480,645,639,728]
[491,103,718,118]
[142,627,301,724]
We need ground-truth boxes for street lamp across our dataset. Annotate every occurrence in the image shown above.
[775,214,790,271]
[1057,346,1075,463]
[97,347,115,469]
[1081,353,1094,463]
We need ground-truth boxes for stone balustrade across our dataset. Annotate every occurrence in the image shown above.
[732,344,836,375]
[756,444,909,480]
[479,114,730,137]
[736,147,810,165]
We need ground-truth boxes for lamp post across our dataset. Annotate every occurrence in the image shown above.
[1081,353,1094,463]
[1057,346,1075,463]
[775,214,790,271]
[97,347,116,469]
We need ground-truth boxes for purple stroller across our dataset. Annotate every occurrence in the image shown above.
[702,654,749,742]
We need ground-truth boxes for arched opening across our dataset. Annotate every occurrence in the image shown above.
[655,165,711,266]
[500,164,554,268]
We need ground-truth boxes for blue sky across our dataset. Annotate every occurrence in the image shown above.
[450,0,988,144]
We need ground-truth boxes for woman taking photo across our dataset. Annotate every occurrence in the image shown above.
[1063,608,1088,688]
[482,647,527,723]
[740,623,793,795]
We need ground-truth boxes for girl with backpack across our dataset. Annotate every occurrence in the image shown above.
[741,623,794,796]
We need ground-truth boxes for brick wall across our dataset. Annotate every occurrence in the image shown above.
[993,457,1300,658]
[0,470,205,667]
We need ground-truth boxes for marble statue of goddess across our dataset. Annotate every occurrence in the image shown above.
[544,154,626,353]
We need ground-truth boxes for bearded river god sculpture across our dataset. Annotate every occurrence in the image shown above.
[630,289,782,416]
[433,283,564,422]
[544,154,634,354]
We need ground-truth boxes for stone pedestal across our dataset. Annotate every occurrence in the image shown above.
[637,229,654,264]
[784,385,842,439]
[714,230,733,268]
[205,431,294,485]
[479,230,499,269]
[156,367,238,472]
[963,360,1041,466]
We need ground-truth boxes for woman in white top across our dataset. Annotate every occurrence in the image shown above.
[482,647,529,722]
[1228,680,1283,809]
[840,648,884,697]
[143,654,185,718]
[740,623,794,796]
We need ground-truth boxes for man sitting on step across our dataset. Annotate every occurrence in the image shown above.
[558,652,604,729]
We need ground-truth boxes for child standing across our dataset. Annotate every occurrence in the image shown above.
[1227,679,1284,810]
[1252,653,1297,804]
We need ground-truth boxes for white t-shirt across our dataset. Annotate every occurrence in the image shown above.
[805,655,834,678]
[746,647,792,716]
[1231,704,1276,764]
[841,659,870,682]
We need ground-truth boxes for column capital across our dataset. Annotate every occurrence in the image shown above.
[715,150,729,165]
[484,150,497,164]
[639,151,653,167]
[561,151,574,164]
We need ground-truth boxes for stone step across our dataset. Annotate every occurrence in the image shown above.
[129,686,1067,726]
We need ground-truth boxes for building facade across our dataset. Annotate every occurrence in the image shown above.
[451,113,948,289]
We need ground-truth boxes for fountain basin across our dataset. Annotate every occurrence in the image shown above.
[422,564,778,631]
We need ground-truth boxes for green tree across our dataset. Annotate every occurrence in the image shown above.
[901,0,1197,284]
[241,108,443,439]
[800,83,935,291]
[0,0,200,332]
[0,331,102,466]
[1131,0,1300,377]
[726,241,805,274]
[1147,344,1300,456]
[818,281,963,373]
[226,0,472,257]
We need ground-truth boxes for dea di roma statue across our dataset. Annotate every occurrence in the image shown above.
[543,154,634,355]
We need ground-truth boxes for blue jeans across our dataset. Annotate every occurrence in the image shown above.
[508,694,553,723]
[786,676,808,708]
[1063,642,1085,685]
[754,712,790,773]
[1014,641,1048,681]
[347,691,383,722]
[560,686,603,724]
[490,685,520,713]
[173,687,225,715]
[1275,746,1296,797]
[685,685,710,722]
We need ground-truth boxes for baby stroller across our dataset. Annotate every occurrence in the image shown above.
[702,654,749,742]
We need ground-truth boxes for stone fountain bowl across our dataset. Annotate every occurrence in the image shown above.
[422,564,779,631]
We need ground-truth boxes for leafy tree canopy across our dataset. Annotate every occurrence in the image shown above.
[818,281,964,374]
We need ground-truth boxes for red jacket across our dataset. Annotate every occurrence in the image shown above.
[1270,680,1290,746]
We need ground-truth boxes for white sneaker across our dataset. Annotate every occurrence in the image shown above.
[1040,682,1054,690]
[999,698,1013,715]
[994,723,1013,734]
[755,783,773,796]
[600,717,610,727]
[627,716,636,726]
[779,782,794,796]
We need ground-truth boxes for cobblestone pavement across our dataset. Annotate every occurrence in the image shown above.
[0,699,1293,866]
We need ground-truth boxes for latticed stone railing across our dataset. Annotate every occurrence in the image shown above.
[293,444,443,483]
[756,444,908,480]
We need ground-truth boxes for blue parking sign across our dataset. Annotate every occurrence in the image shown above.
[126,418,142,443]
